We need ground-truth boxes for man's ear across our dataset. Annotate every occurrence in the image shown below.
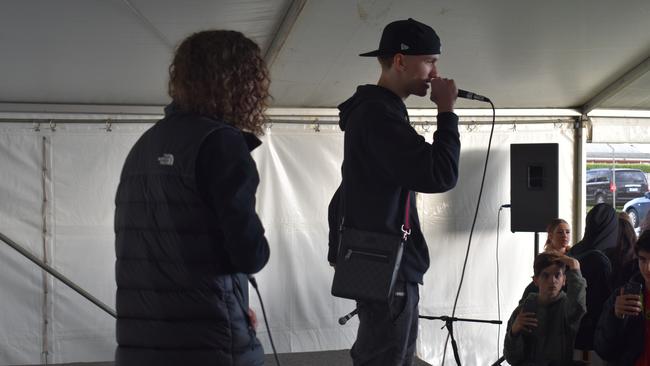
[393,53,406,72]
[532,276,539,287]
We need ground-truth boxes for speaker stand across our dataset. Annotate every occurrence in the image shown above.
[534,232,539,260]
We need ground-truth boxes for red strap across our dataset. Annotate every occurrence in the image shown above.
[403,191,411,230]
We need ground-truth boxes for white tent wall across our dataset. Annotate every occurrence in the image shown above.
[0,127,47,365]
[48,129,146,363]
[0,123,148,365]
[249,121,576,365]
[0,119,575,365]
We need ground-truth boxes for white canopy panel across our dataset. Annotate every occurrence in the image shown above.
[0,0,649,110]
[269,0,650,109]
[0,0,290,105]
[599,71,650,109]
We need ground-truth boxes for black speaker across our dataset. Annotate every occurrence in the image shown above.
[510,143,559,232]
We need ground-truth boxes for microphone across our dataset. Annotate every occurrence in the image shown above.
[338,308,359,325]
[458,89,490,102]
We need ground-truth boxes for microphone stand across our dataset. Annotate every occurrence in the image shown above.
[418,315,502,366]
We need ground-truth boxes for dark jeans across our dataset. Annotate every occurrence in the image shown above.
[351,281,420,366]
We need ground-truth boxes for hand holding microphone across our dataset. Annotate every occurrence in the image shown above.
[430,78,491,111]
[429,77,458,113]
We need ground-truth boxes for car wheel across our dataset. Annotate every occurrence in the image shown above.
[627,208,639,228]
[595,194,605,204]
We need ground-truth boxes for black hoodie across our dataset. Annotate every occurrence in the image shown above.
[568,203,619,350]
[570,203,618,257]
[328,85,460,284]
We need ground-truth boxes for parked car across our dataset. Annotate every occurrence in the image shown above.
[624,192,650,228]
[586,168,648,206]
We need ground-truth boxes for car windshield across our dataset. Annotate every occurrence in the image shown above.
[615,171,646,183]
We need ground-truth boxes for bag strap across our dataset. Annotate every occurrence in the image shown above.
[339,173,411,241]
[401,192,411,241]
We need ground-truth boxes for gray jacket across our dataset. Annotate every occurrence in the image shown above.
[504,269,587,366]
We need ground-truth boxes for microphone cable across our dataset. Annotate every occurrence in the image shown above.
[495,204,510,360]
[441,98,496,365]
[249,276,282,366]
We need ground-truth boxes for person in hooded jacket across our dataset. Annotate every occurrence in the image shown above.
[114,30,270,366]
[328,18,460,365]
[570,203,619,257]
[569,203,618,360]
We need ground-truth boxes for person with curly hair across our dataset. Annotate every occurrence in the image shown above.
[114,30,270,366]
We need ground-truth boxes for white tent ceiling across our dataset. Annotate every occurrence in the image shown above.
[1,0,650,112]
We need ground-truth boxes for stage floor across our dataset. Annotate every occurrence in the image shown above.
[14,349,433,366]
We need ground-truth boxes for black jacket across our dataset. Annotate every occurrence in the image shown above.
[568,204,618,350]
[572,250,613,350]
[570,203,618,257]
[114,104,269,365]
[604,246,640,290]
[594,274,646,365]
[328,85,460,284]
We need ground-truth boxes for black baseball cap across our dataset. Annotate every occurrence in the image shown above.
[359,18,441,57]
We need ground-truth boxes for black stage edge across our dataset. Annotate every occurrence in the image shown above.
[14,349,433,366]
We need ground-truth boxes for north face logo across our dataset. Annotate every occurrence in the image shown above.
[400,43,409,50]
[157,153,174,166]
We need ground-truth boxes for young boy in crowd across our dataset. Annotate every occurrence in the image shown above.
[595,230,650,366]
[504,252,587,365]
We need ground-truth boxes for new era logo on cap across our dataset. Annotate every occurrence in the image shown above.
[400,43,409,50]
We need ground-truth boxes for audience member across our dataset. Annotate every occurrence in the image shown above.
[570,203,618,257]
[595,230,650,365]
[605,212,640,290]
[521,218,573,301]
[504,253,586,365]
[545,218,572,254]
[569,204,617,354]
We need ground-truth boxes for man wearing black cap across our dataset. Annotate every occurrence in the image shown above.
[328,18,460,365]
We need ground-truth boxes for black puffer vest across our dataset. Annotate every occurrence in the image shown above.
[114,112,263,366]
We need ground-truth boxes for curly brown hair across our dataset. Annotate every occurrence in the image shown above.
[168,30,270,136]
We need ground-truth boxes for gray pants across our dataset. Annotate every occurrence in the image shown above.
[351,281,420,366]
